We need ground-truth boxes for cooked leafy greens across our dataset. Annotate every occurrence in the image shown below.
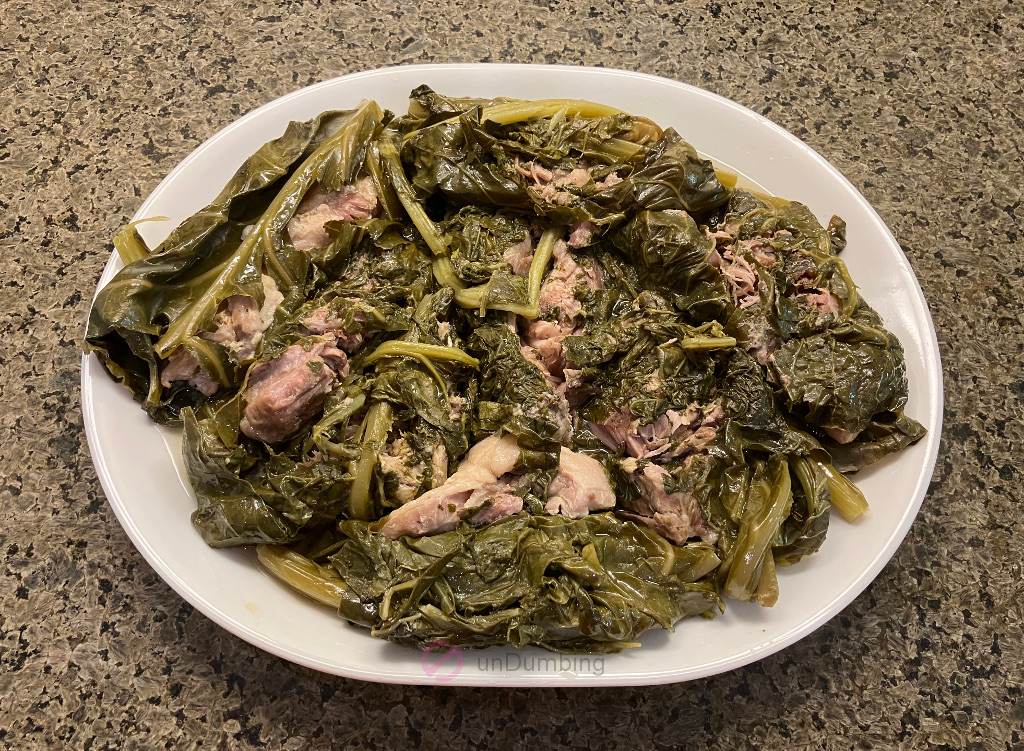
[86,88,925,653]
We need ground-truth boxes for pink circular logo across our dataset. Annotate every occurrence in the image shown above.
[421,640,463,683]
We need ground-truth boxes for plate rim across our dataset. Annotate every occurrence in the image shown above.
[81,62,944,687]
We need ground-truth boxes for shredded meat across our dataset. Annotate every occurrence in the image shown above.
[286,177,379,251]
[379,437,426,504]
[747,325,782,367]
[160,275,283,395]
[516,238,604,411]
[303,297,371,353]
[516,159,592,206]
[587,406,636,452]
[503,231,535,276]
[545,447,616,519]
[203,275,283,361]
[377,435,523,538]
[523,319,569,378]
[785,251,842,321]
[738,237,777,267]
[592,402,724,463]
[538,240,603,324]
[239,343,339,444]
[159,347,219,396]
[619,459,719,544]
[712,247,759,309]
[567,221,597,248]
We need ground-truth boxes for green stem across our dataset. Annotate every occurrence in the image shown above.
[377,136,450,258]
[348,401,393,521]
[757,549,779,607]
[453,226,560,318]
[432,257,466,291]
[816,459,869,522]
[724,456,792,602]
[112,216,169,265]
[419,99,624,137]
[678,335,738,351]
[256,545,348,608]
[362,341,479,368]
[593,137,644,161]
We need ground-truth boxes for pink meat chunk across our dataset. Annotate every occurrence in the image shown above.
[160,276,283,394]
[620,460,719,544]
[202,275,283,361]
[568,221,597,248]
[286,177,379,251]
[320,345,351,377]
[592,402,723,464]
[303,298,370,353]
[799,289,842,319]
[825,426,860,444]
[593,172,623,190]
[159,347,219,396]
[538,240,603,324]
[545,447,616,519]
[523,319,570,378]
[520,345,561,390]
[468,493,525,526]
[503,231,535,276]
[588,406,636,452]
[240,343,338,443]
[377,435,523,538]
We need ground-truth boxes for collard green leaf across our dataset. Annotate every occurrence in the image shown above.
[770,306,910,437]
[403,109,534,209]
[720,351,789,448]
[595,128,730,214]
[184,404,358,547]
[612,209,730,321]
[824,410,927,473]
[469,323,567,452]
[327,512,721,651]
[441,206,532,285]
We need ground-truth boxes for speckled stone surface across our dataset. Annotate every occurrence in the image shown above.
[1,0,1022,748]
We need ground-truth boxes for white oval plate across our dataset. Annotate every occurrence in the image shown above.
[82,64,942,686]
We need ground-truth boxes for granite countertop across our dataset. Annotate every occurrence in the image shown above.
[2,0,1022,748]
